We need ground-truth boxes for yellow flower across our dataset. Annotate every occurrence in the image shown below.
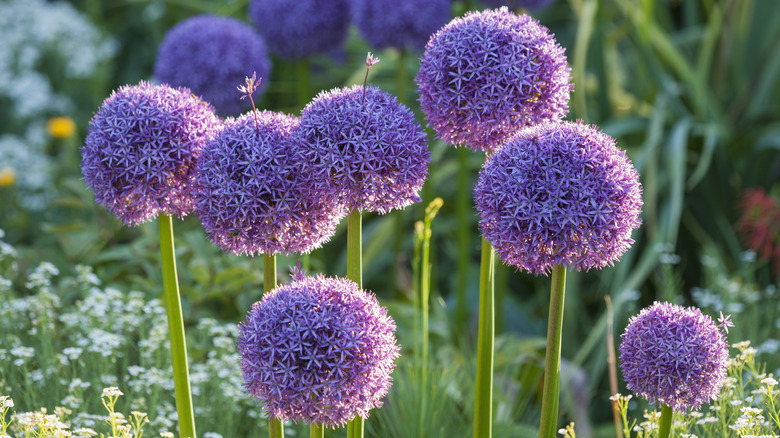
[0,167,16,187]
[46,116,76,139]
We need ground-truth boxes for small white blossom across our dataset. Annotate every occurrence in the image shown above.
[101,387,123,398]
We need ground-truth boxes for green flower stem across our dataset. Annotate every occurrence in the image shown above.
[264,253,283,438]
[158,214,196,438]
[455,148,470,336]
[538,264,567,438]
[658,404,673,438]
[346,209,364,438]
[418,198,442,437]
[310,424,324,438]
[474,237,495,438]
[264,253,277,291]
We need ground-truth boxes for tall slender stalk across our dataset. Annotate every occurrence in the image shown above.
[158,214,196,438]
[474,238,495,438]
[264,253,283,438]
[658,404,673,438]
[538,264,567,438]
[310,423,324,438]
[456,148,470,336]
[346,209,364,438]
[418,198,442,437]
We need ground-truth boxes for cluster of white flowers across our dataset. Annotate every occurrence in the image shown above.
[0,235,271,437]
[0,0,116,120]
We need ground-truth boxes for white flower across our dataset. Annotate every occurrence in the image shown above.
[0,395,13,407]
[73,428,98,438]
[762,377,779,386]
[101,387,123,398]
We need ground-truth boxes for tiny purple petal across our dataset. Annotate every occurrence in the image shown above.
[365,52,380,67]
[717,312,734,334]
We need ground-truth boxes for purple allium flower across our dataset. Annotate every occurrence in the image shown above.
[81,81,220,226]
[237,272,400,426]
[248,0,350,60]
[474,121,642,275]
[415,7,572,153]
[481,0,556,11]
[299,85,430,214]
[194,110,343,256]
[619,302,730,412]
[351,0,451,52]
[153,14,271,116]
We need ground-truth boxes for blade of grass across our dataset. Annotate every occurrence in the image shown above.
[663,117,691,245]
[571,0,598,122]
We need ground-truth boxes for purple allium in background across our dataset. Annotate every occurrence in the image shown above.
[474,121,642,275]
[153,14,271,116]
[248,0,350,60]
[481,0,556,11]
[619,302,730,412]
[299,85,430,214]
[237,271,400,426]
[81,81,220,226]
[415,7,571,153]
[195,110,343,256]
[351,0,451,52]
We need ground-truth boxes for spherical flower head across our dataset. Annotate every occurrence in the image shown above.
[248,0,350,60]
[619,302,730,412]
[154,14,272,116]
[237,273,400,427]
[474,121,643,275]
[351,0,451,52]
[299,85,430,214]
[481,0,556,11]
[195,110,343,256]
[82,81,220,226]
[415,7,572,153]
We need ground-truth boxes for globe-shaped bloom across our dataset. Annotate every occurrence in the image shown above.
[154,14,271,116]
[415,7,571,153]
[619,302,730,412]
[474,121,643,275]
[237,271,400,426]
[195,110,342,256]
[351,0,451,52]
[82,81,220,226]
[481,0,556,11]
[299,85,430,214]
[248,0,350,60]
